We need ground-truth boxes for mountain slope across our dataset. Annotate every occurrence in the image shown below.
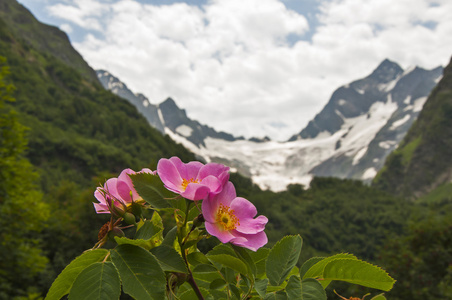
[373,56,452,199]
[0,0,98,83]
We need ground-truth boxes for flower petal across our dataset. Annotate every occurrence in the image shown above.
[230,197,268,234]
[93,202,110,214]
[214,181,236,207]
[205,222,235,244]
[181,183,210,200]
[200,175,222,194]
[230,230,268,251]
[157,158,184,192]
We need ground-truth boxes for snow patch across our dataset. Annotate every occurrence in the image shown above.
[379,140,397,149]
[355,88,365,94]
[413,97,427,112]
[157,108,165,126]
[338,99,347,106]
[390,115,410,130]
[143,100,149,107]
[175,125,193,137]
[352,147,367,165]
[362,168,377,180]
[403,95,412,105]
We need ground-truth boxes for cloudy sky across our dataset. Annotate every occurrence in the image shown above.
[17,0,452,141]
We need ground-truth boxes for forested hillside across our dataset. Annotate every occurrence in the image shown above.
[0,0,195,297]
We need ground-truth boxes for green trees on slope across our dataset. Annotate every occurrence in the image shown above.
[0,56,50,298]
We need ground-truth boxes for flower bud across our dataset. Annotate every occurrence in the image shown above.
[192,214,205,228]
[107,227,125,239]
[123,212,137,225]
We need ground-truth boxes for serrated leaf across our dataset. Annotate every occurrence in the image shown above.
[209,278,227,290]
[150,245,187,273]
[302,253,357,287]
[322,258,396,291]
[255,278,269,298]
[187,251,210,266]
[232,244,257,277]
[135,212,163,240]
[285,276,302,300]
[300,278,327,300]
[179,287,214,300]
[162,226,178,247]
[45,249,109,300]
[207,254,248,275]
[264,290,288,300]
[114,236,162,250]
[193,263,218,273]
[130,172,172,209]
[68,262,120,300]
[266,235,303,286]
[111,244,166,300]
[299,257,324,278]
[249,247,270,277]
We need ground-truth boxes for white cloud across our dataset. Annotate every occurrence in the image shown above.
[44,0,452,141]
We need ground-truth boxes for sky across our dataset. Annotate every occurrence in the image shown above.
[17,0,452,141]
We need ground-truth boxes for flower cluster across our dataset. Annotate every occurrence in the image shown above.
[158,157,268,251]
[93,157,268,251]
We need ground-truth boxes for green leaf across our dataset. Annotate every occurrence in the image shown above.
[299,257,324,278]
[130,172,172,209]
[264,290,288,300]
[187,251,210,266]
[370,293,387,300]
[179,287,213,300]
[111,244,166,300]
[302,253,357,287]
[300,278,327,300]
[135,212,163,240]
[150,245,187,273]
[207,254,248,275]
[45,249,109,300]
[232,244,257,277]
[285,276,302,300]
[68,262,120,300]
[322,258,396,291]
[266,235,303,286]
[255,278,269,298]
[193,264,218,273]
[209,278,226,290]
[114,236,161,250]
[249,247,270,277]
[162,225,178,247]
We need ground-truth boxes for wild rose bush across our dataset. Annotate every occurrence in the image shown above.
[45,157,395,300]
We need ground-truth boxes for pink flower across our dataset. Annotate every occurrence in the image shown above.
[202,181,268,251]
[157,157,229,201]
[93,168,152,214]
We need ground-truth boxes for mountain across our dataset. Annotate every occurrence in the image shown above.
[96,70,242,148]
[373,56,452,199]
[98,60,442,190]
[295,59,443,181]
[0,0,98,83]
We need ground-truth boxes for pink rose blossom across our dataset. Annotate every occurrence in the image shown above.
[202,181,268,251]
[93,168,152,214]
[157,157,229,201]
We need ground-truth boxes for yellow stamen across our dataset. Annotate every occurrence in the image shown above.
[181,178,199,190]
[216,203,240,231]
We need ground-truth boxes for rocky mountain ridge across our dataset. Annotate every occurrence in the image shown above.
[97,61,442,191]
